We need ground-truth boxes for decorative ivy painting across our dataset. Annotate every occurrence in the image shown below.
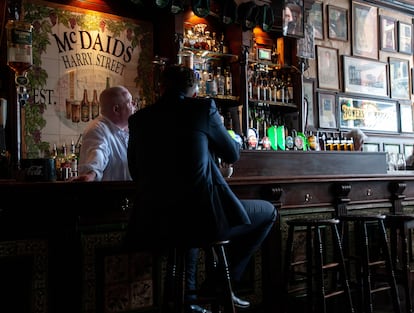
[22,0,153,157]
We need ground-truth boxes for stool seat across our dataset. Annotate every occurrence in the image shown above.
[340,213,386,221]
[338,213,401,313]
[163,240,235,313]
[283,217,354,313]
[286,218,340,226]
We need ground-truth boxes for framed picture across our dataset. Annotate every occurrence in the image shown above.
[317,46,339,90]
[283,0,305,38]
[384,143,400,154]
[412,68,414,94]
[303,78,316,129]
[318,92,337,128]
[404,144,413,159]
[400,101,414,132]
[389,57,410,100]
[364,143,380,152]
[380,16,397,52]
[398,21,413,54]
[327,5,348,41]
[297,23,315,59]
[352,1,378,59]
[342,55,388,97]
[309,1,323,40]
[338,96,398,132]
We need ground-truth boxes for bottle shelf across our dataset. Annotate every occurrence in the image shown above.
[183,47,238,62]
[248,99,297,110]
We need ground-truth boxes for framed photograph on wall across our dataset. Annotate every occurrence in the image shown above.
[342,55,388,97]
[328,5,348,41]
[317,46,339,90]
[404,144,413,159]
[389,57,410,100]
[283,0,305,38]
[309,1,323,40]
[380,15,397,52]
[352,1,378,59]
[318,92,337,128]
[398,21,413,54]
[400,101,414,132]
[338,96,398,132]
[303,78,316,129]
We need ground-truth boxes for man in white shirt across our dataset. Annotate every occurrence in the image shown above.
[73,86,136,181]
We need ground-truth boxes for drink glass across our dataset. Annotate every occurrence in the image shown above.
[71,101,81,123]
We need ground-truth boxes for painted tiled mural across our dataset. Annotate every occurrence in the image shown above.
[22,0,153,157]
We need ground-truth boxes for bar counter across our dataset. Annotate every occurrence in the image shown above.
[0,151,413,313]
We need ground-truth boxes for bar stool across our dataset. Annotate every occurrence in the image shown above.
[384,213,414,313]
[282,218,354,313]
[338,213,401,313]
[163,240,235,313]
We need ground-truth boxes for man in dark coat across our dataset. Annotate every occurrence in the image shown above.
[126,64,277,311]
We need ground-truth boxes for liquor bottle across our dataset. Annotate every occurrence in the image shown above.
[81,89,90,122]
[219,33,228,54]
[91,89,99,119]
[69,139,78,177]
[286,74,294,103]
[225,66,233,96]
[6,5,33,75]
[215,67,225,96]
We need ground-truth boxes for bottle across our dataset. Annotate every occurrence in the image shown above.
[91,89,99,119]
[219,33,228,54]
[81,89,90,122]
[225,66,232,96]
[106,77,110,89]
[215,67,225,96]
[286,74,294,103]
[69,139,78,177]
[6,5,33,75]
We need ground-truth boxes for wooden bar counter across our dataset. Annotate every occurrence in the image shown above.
[0,151,413,313]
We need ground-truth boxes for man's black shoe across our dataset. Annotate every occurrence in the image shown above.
[232,292,250,309]
[186,304,212,313]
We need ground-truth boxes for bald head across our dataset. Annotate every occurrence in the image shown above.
[99,86,135,129]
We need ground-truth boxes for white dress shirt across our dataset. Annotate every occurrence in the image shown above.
[78,115,132,181]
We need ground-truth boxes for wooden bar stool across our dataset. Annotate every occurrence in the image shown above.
[282,218,354,313]
[338,213,401,313]
[385,213,414,313]
[163,240,235,313]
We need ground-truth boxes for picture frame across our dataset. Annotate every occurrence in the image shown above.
[327,5,348,41]
[389,57,410,100]
[318,92,337,128]
[297,23,315,59]
[412,68,414,94]
[317,46,339,90]
[398,21,413,54]
[404,144,413,159]
[342,55,388,97]
[364,143,380,152]
[309,1,323,40]
[283,0,305,38]
[352,1,378,59]
[380,15,397,52]
[384,143,400,154]
[400,101,414,132]
[338,96,398,132]
[303,78,316,130]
